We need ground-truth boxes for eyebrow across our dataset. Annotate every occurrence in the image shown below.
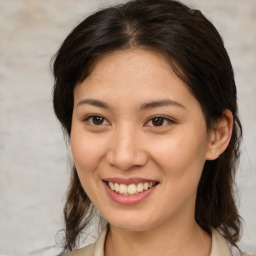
[140,99,186,110]
[77,99,110,109]
[76,98,185,110]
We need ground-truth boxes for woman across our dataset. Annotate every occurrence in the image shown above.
[52,0,251,255]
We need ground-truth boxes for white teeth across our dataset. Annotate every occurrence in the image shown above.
[119,184,128,194]
[128,184,137,195]
[108,181,156,195]
[114,183,120,192]
[143,183,149,190]
[109,181,115,190]
[137,183,144,192]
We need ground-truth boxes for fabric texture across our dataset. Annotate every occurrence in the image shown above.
[66,228,251,256]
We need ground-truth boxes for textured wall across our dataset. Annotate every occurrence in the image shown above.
[0,1,255,255]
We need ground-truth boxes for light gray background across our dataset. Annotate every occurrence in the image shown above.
[0,0,255,255]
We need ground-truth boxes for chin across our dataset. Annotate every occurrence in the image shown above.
[106,214,159,232]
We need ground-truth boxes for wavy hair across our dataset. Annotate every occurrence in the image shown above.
[52,0,242,251]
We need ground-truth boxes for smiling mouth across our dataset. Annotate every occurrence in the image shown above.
[106,181,158,196]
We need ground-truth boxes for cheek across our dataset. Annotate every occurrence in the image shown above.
[70,132,107,201]
[70,130,106,175]
[149,134,207,211]
[149,131,207,178]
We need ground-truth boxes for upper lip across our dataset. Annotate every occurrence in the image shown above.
[103,177,158,185]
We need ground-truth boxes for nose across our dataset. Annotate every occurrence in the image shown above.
[106,126,149,171]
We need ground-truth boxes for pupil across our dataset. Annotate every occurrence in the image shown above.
[152,117,164,126]
[93,116,103,125]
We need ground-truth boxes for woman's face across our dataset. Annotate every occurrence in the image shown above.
[71,49,213,232]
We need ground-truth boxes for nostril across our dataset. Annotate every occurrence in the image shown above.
[106,147,149,171]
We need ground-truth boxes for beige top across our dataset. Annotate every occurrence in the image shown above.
[67,228,251,256]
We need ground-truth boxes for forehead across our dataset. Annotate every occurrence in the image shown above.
[73,48,206,129]
[90,49,174,78]
[75,49,191,100]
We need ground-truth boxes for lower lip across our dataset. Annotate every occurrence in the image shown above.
[104,182,158,205]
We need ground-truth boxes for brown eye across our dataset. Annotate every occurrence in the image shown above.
[146,115,174,127]
[151,117,164,126]
[92,116,104,125]
[84,115,109,126]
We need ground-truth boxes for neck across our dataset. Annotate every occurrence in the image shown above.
[105,219,211,256]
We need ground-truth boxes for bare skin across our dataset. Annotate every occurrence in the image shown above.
[71,49,233,256]
[105,217,211,256]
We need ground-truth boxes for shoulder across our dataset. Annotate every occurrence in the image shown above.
[63,227,108,256]
[240,253,255,256]
[65,243,95,256]
[211,228,254,256]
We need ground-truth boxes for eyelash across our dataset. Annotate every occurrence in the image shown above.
[145,115,175,127]
[83,114,110,126]
[83,114,175,127]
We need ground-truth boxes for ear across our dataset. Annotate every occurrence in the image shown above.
[205,110,233,160]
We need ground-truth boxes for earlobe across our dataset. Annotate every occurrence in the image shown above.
[205,110,233,160]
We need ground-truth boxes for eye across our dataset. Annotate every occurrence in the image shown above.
[146,115,174,127]
[84,115,109,126]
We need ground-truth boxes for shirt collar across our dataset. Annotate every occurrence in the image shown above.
[210,229,233,256]
[92,227,233,256]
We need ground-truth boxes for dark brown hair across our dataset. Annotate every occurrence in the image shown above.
[52,0,242,251]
